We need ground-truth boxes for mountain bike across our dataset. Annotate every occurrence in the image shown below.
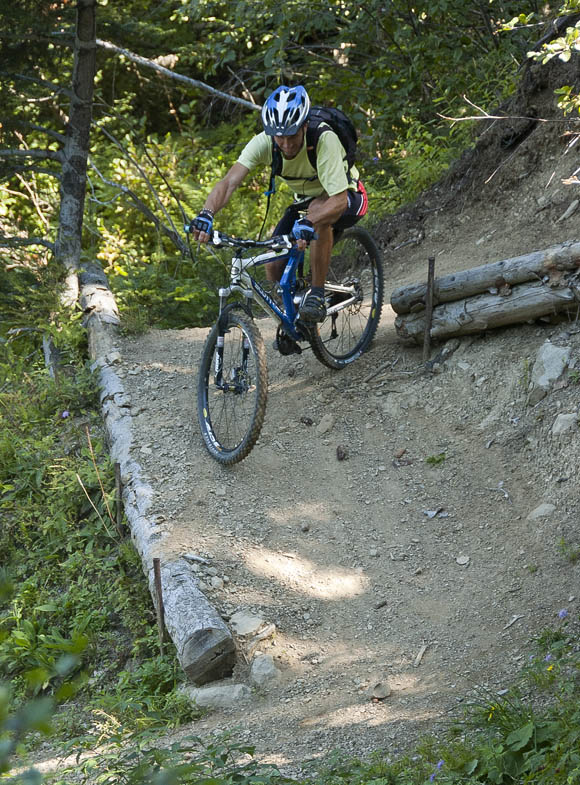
[195,223,384,465]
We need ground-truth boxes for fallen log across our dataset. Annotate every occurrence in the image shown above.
[391,240,580,315]
[79,263,236,684]
[395,278,579,343]
[160,560,236,684]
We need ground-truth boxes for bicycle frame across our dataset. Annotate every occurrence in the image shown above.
[214,233,361,344]
[217,241,306,342]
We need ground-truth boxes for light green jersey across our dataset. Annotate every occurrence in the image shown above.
[237,129,359,199]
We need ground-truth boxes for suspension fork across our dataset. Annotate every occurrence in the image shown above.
[241,334,251,379]
[213,290,229,388]
[214,301,254,391]
[213,334,224,387]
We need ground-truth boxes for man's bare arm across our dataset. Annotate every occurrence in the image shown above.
[193,163,250,242]
[204,163,249,214]
[306,191,348,228]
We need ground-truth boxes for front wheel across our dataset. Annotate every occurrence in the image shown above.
[310,226,384,369]
[197,309,268,465]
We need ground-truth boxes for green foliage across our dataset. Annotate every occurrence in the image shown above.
[367,121,472,216]
[0,349,110,688]
[89,647,200,731]
[59,731,286,785]
[86,0,534,328]
[0,654,85,783]
[504,1,580,117]
[0,323,193,759]
[525,2,580,70]
[425,452,446,466]
[558,537,580,563]
[168,0,533,133]
[3,0,543,330]
[87,113,289,329]
[0,684,54,784]
[7,7,580,780]
[0,260,63,343]
[458,623,580,785]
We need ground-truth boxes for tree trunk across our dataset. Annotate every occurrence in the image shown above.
[395,279,579,343]
[390,240,580,315]
[55,0,96,307]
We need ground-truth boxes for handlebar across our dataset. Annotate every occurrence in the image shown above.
[185,197,315,250]
[185,223,295,252]
[212,230,295,250]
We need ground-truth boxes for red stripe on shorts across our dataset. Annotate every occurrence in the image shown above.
[357,180,368,216]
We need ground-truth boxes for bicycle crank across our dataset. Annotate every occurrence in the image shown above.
[275,327,303,356]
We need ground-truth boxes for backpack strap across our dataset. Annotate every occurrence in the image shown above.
[258,140,282,240]
[268,127,321,189]
[266,141,282,196]
[305,122,325,170]
[306,123,351,184]
[307,121,352,171]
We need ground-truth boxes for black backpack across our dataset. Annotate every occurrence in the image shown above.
[267,106,358,195]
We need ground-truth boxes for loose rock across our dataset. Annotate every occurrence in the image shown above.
[551,413,577,437]
[249,654,281,687]
[529,341,571,404]
[316,414,335,435]
[181,682,251,709]
[369,681,391,700]
[527,503,556,521]
[230,610,265,636]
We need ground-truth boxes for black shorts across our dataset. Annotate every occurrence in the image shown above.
[273,180,368,236]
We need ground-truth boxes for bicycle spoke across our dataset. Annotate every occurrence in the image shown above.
[198,310,267,464]
[310,227,384,369]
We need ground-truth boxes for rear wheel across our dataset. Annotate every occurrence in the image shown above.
[310,226,384,369]
[197,309,267,464]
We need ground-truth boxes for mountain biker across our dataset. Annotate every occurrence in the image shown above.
[190,84,368,323]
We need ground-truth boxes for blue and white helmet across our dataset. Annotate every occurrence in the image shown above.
[261,85,310,136]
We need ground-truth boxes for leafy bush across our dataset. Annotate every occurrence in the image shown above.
[61,731,287,785]
[0,321,193,749]
[90,648,200,731]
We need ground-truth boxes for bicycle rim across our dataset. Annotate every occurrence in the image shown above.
[310,226,384,369]
[197,310,268,464]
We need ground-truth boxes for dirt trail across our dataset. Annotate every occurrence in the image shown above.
[115,72,580,772]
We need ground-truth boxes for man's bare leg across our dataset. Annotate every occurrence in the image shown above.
[266,192,347,319]
[265,258,287,283]
[308,223,333,287]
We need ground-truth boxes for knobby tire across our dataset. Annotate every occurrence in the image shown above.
[310,226,384,370]
[197,309,268,465]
